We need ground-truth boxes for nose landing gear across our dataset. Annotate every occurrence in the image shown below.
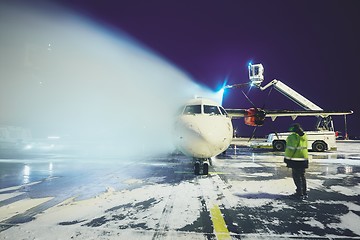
[194,158,211,175]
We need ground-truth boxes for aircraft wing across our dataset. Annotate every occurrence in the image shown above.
[225,109,353,121]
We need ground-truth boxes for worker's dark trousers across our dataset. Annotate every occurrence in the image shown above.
[292,168,307,195]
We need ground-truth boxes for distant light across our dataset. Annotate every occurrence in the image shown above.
[24,144,33,150]
[248,82,255,92]
[24,165,30,175]
[23,165,30,184]
[49,162,53,174]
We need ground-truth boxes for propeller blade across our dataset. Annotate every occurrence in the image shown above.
[248,126,258,142]
[241,90,256,108]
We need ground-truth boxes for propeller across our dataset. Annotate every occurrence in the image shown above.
[241,86,276,141]
[241,90,266,126]
[239,90,265,141]
[225,82,275,141]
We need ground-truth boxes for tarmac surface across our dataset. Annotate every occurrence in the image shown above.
[0,142,359,239]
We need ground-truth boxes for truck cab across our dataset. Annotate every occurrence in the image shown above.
[268,130,336,152]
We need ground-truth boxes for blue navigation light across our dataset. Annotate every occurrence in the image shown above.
[215,88,225,105]
[214,77,229,105]
[217,87,225,96]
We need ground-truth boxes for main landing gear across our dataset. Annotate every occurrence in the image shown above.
[194,158,212,175]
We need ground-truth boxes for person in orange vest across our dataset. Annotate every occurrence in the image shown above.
[284,123,309,200]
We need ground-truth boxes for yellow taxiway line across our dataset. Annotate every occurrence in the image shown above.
[210,204,231,240]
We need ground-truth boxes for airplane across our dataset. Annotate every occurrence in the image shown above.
[173,63,353,175]
[173,98,353,175]
[173,97,233,175]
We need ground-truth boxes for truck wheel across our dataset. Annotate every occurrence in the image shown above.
[312,141,327,152]
[273,140,286,151]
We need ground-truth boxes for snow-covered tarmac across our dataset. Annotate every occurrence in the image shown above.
[0,142,359,239]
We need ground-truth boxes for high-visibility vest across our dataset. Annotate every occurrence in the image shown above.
[284,132,309,168]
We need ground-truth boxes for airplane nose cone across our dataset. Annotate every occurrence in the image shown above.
[174,116,233,158]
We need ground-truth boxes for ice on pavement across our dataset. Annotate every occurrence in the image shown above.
[1,142,359,239]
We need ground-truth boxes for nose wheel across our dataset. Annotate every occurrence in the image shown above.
[194,158,211,175]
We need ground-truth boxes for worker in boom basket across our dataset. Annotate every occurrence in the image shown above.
[284,123,309,200]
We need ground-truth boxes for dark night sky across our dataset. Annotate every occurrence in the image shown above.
[53,0,360,137]
[10,0,360,137]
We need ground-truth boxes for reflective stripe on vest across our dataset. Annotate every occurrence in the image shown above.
[285,157,308,161]
[286,146,307,150]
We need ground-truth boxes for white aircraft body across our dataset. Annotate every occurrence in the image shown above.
[174,98,233,175]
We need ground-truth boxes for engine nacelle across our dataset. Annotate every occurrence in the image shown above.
[244,108,266,126]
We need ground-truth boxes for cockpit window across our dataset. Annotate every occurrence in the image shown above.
[204,105,221,115]
[183,105,201,114]
[177,106,185,115]
[219,106,228,116]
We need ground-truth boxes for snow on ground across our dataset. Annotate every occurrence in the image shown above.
[0,181,206,239]
[330,185,360,196]
[0,192,23,202]
[229,178,294,198]
[329,211,360,236]
[0,142,359,239]
[0,181,42,193]
[0,197,53,222]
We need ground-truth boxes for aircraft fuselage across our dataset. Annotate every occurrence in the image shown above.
[174,98,233,160]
